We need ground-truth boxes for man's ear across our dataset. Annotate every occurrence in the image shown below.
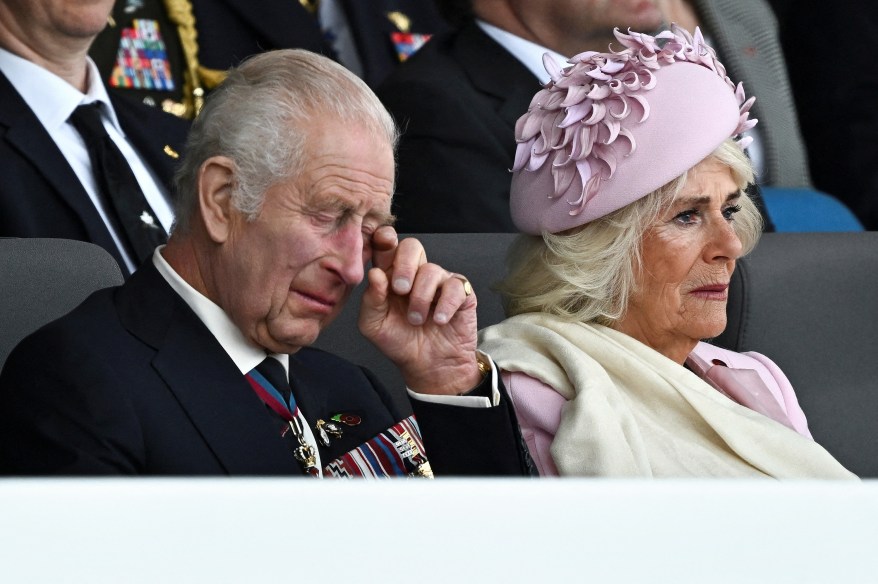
[198,156,237,243]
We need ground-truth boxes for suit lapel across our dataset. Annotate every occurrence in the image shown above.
[216,0,329,54]
[454,22,541,130]
[110,92,187,195]
[288,349,398,464]
[117,264,300,475]
[0,71,125,269]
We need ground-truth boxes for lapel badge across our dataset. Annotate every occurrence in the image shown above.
[139,211,160,230]
[331,413,361,427]
[315,419,344,448]
[124,0,145,14]
[163,145,180,159]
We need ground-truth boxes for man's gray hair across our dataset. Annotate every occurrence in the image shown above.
[172,49,399,233]
[498,139,762,326]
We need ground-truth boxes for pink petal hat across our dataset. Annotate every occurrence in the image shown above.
[510,24,757,235]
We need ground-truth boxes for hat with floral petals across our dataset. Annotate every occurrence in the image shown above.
[510,24,757,235]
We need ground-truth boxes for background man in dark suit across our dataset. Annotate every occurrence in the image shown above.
[378,0,790,232]
[0,49,529,477]
[0,0,188,276]
[90,0,449,119]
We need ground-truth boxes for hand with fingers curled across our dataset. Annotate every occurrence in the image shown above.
[358,226,483,395]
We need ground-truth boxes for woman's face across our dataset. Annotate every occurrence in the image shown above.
[614,158,743,363]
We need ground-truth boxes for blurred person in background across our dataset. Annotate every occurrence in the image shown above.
[774,0,878,229]
[0,0,188,276]
[379,0,803,232]
[90,0,448,119]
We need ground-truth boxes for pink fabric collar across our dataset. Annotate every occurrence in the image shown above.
[686,352,797,431]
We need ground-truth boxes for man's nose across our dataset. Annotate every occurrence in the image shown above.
[330,223,366,285]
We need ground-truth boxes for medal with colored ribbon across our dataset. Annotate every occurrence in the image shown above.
[245,367,319,477]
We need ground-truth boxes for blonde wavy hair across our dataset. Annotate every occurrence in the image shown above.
[498,139,762,326]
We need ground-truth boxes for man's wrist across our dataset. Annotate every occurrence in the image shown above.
[403,351,484,396]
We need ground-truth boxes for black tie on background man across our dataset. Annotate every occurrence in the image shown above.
[69,102,168,264]
[0,0,188,275]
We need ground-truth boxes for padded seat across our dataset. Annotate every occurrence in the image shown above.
[312,231,878,477]
[0,238,124,371]
[714,232,878,476]
[761,187,864,232]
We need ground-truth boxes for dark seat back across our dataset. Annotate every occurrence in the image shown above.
[0,238,124,371]
[315,231,878,477]
[714,232,878,476]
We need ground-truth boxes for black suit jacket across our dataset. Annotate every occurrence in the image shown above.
[377,22,540,232]
[191,0,333,71]
[0,262,529,476]
[379,21,774,233]
[0,71,189,275]
[92,0,447,110]
[337,0,449,87]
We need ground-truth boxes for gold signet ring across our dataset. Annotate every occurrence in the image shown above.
[451,274,473,296]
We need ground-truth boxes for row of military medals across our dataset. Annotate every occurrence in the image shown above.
[284,414,353,477]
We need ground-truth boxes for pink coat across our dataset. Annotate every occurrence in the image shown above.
[502,342,812,476]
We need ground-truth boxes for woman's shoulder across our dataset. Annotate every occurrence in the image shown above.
[692,342,790,391]
[692,342,812,438]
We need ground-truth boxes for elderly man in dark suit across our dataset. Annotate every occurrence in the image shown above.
[0,49,529,477]
[0,0,189,276]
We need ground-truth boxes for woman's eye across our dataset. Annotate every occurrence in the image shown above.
[723,204,742,220]
[673,209,698,225]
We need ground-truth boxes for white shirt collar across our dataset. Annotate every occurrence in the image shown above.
[152,247,290,377]
[0,47,123,134]
[476,20,568,84]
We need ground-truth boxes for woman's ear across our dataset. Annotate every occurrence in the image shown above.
[197,156,237,243]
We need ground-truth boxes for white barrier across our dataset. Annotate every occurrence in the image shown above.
[1,478,876,583]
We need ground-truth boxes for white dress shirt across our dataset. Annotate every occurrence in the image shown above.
[0,47,174,274]
[476,20,567,84]
[152,248,324,475]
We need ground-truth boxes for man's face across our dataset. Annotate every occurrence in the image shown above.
[213,119,395,354]
[504,0,665,56]
[0,0,114,40]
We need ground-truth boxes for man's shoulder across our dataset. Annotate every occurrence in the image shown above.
[377,29,468,91]
[109,90,190,132]
[378,21,514,89]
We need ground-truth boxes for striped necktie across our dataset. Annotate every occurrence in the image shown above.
[245,357,319,477]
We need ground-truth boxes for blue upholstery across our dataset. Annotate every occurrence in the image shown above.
[761,187,864,232]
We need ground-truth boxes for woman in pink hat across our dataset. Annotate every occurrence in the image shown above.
[478,25,853,478]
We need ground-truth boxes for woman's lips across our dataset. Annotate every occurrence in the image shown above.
[689,283,729,300]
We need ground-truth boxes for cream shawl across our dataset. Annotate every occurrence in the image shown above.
[478,313,855,479]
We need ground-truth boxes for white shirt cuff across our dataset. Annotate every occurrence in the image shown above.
[406,351,500,408]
